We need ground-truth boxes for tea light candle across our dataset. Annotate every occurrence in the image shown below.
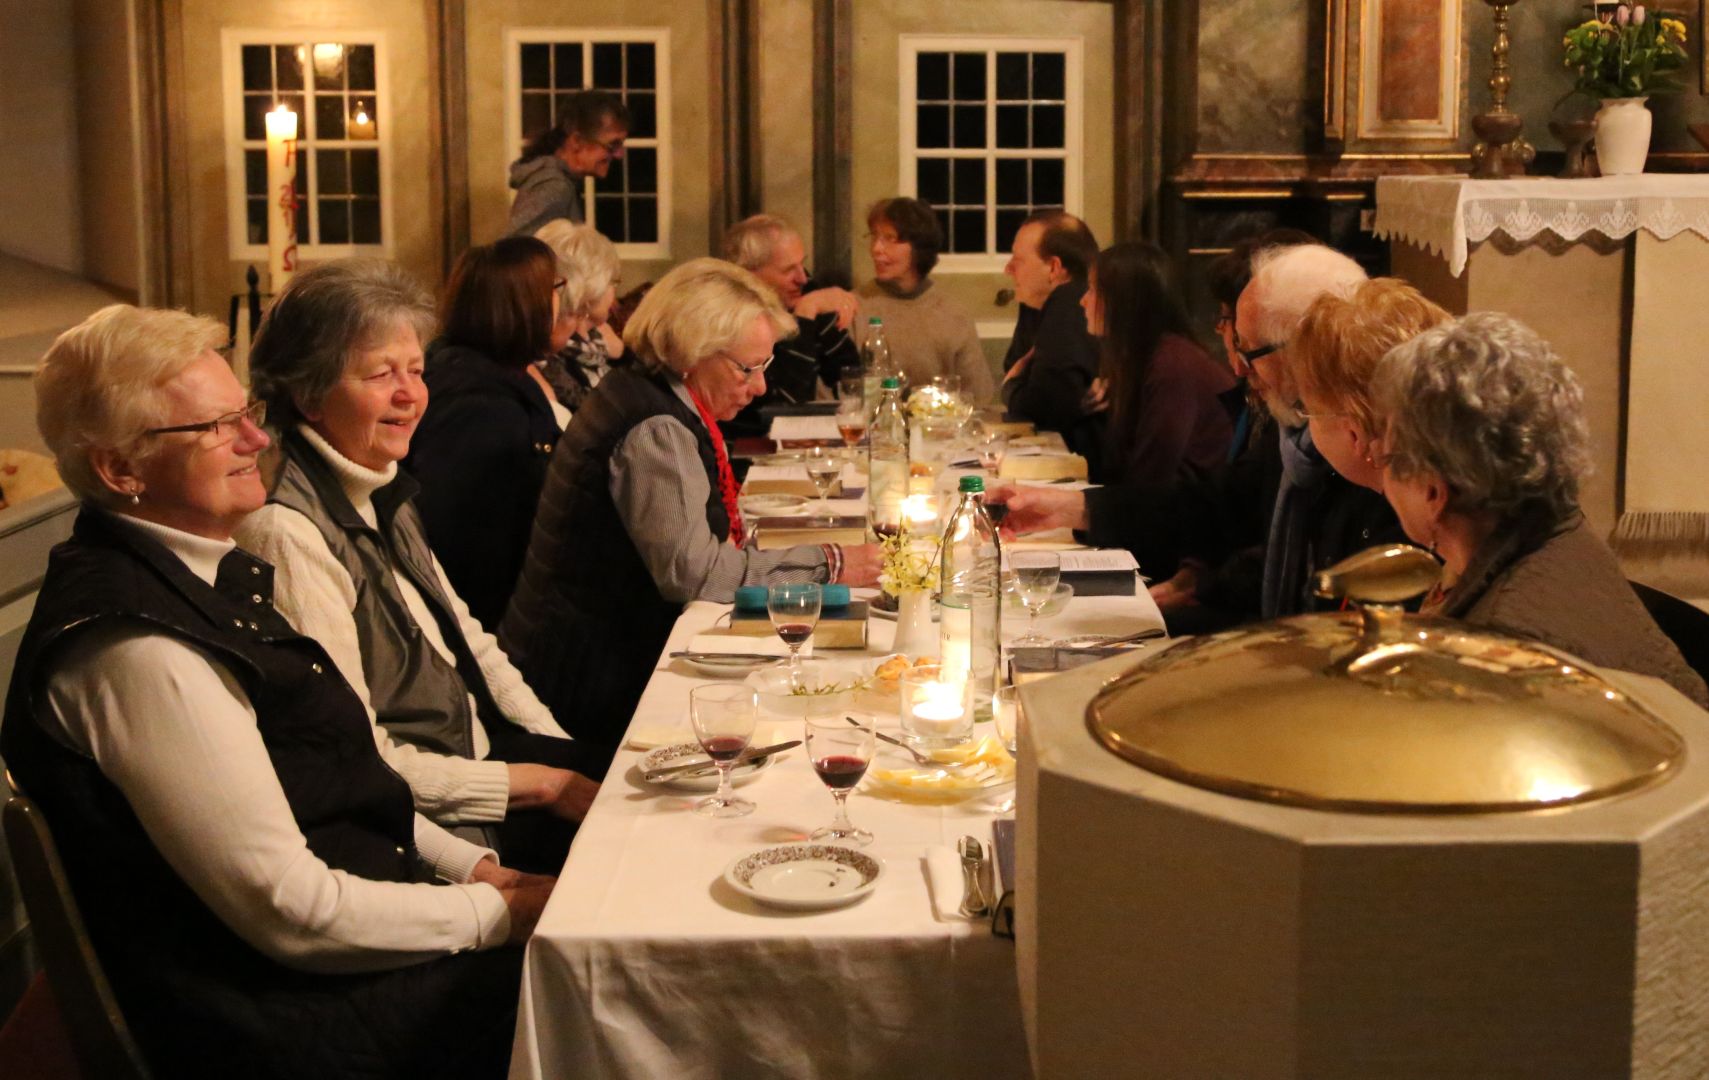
[911,680,966,731]
[901,493,938,528]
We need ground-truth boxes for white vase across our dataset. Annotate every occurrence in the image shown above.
[890,591,938,658]
[1595,96,1652,176]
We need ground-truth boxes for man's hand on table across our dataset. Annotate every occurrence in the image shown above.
[507,763,602,823]
[468,855,554,892]
[469,856,556,942]
[794,287,860,330]
[986,483,1089,535]
[838,543,883,587]
[1149,563,1201,612]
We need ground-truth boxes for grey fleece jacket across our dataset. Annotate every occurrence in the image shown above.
[506,155,584,237]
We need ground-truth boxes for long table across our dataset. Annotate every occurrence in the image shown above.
[510,497,1163,1079]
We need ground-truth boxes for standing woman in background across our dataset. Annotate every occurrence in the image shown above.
[1082,241,1236,485]
[407,236,562,633]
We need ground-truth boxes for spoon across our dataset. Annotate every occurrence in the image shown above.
[847,716,974,769]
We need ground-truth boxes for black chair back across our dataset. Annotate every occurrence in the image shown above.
[1631,581,1709,687]
[2,776,151,1079]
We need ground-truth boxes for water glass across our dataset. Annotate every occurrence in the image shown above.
[976,432,1008,472]
[689,685,758,818]
[803,447,841,513]
[767,582,822,674]
[899,664,974,750]
[805,713,875,846]
[993,685,1023,756]
[1011,551,1061,646]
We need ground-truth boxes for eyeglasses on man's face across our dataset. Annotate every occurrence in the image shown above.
[1230,328,1282,365]
[144,400,268,446]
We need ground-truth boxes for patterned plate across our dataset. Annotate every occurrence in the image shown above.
[724,844,885,910]
[637,742,777,792]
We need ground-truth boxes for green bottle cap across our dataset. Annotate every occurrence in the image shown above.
[868,316,884,326]
[959,475,985,493]
[881,376,901,389]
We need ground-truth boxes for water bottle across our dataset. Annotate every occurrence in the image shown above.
[867,377,908,536]
[860,317,899,400]
[939,475,1002,719]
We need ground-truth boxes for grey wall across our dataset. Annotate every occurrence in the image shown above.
[0,0,84,271]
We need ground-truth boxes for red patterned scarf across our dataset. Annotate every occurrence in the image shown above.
[687,388,745,546]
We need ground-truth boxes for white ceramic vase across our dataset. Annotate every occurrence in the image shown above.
[890,591,937,658]
[1595,96,1652,176]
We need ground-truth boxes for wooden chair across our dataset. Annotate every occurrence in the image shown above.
[2,773,151,1079]
[1631,581,1709,687]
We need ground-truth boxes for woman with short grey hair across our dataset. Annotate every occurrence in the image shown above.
[501,258,881,764]
[534,219,624,418]
[238,258,603,875]
[1372,311,1706,706]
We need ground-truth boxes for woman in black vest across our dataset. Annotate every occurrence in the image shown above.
[2,304,550,1077]
[238,259,601,876]
[502,258,882,766]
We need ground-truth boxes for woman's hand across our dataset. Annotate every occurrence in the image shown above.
[497,877,556,944]
[1003,347,1035,384]
[507,764,601,823]
[837,543,883,587]
[794,287,860,331]
[1084,377,1109,415]
[596,321,624,358]
[468,855,555,892]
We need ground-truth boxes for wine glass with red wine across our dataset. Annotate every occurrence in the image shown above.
[767,582,822,677]
[689,684,758,818]
[805,712,875,845]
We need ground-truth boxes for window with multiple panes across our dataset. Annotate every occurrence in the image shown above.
[899,37,1082,266]
[508,29,670,255]
[224,35,389,257]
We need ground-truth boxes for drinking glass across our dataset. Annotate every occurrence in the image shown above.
[899,664,974,749]
[1011,551,1061,646]
[976,432,1008,472]
[838,375,865,407]
[805,713,875,846]
[689,685,758,818]
[930,374,963,399]
[989,685,1024,814]
[803,447,841,513]
[767,582,822,675]
[836,395,868,452]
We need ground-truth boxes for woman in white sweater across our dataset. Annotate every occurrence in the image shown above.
[237,259,600,874]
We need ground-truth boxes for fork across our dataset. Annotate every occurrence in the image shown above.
[847,716,977,769]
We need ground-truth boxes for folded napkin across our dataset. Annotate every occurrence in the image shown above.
[684,633,798,658]
[924,846,974,922]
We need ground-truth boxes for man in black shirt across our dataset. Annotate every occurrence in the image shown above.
[719,214,861,440]
[1000,210,1101,458]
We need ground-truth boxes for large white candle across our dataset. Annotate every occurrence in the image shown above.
[265,105,299,293]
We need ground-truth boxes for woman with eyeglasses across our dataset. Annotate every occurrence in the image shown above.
[4,304,550,1078]
[501,258,882,766]
[534,219,625,420]
[404,236,564,632]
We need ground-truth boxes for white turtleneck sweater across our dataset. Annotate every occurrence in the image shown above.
[43,512,508,974]
[235,426,571,828]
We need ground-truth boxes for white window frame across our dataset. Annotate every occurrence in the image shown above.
[220,29,395,261]
[898,35,1084,274]
[503,27,673,260]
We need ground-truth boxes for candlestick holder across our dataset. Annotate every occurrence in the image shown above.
[1469,0,1536,178]
[899,664,973,750]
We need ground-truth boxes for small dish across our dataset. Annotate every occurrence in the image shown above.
[862,739,1016,804]
[638,742,777,791]
[747,659,868,718]
[738,492,809,517]
[678,653,778,678]
[724,844,884,910]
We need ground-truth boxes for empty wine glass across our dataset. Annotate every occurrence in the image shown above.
[976,432,1008,472]
[803,447,841,514]
[805,713,875,846]
[990,685,1024,814]
[689,684,758,818]
[767,582,822,675]
[1011,551,1061,646]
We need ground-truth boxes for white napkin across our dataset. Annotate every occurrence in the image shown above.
[685,633,794,657]
[924,846,968,922]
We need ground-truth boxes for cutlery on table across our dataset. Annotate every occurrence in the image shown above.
[957,836,991,918]
[669,650,777,661]
[846,717,978,770]
[642,740,802,782]
[1053,627,1167,649]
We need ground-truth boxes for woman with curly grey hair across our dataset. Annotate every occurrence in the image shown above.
[1373,311,1707,706]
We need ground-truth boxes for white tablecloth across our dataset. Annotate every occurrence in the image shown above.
[510,588,1164,1080]
[1373,174,1709,276]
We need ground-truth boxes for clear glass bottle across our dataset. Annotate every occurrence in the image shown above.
[867,376,908,536]
[938,475,1002,719]
[860,317,899,400]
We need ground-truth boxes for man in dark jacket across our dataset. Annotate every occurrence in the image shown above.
[996,242,1397,632]
[1000,211,1100,454]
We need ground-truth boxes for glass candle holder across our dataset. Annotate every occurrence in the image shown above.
[899,664,974,750]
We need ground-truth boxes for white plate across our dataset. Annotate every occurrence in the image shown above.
[861,741,1016,804]
[724,844,884,910]
[738,493,809,517]
[747,658,869,718]
[638,742,777,791]
[679,653,778,678]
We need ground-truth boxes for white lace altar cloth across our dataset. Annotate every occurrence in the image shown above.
[1374,175,1709,276]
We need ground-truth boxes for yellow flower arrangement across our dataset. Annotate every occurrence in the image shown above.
[1561,4,1689,99]
[878,525,941,596]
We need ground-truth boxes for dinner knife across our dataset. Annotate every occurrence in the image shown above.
[668,650,780,661]
[642,739,802,781]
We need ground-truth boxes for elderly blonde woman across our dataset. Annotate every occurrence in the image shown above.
[3,305,549,1078]
[501,258,882,761]
[535,218,624,421]
[1289,277,1451,493]
[1372,312,1708,707]
[238,259,601,876]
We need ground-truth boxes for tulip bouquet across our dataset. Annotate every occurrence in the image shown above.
[1562,4,1690,99]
